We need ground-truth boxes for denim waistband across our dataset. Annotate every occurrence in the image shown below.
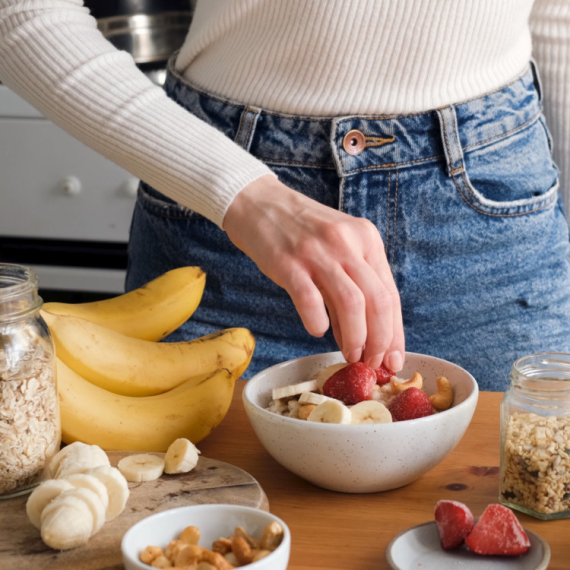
[165,58,541,178]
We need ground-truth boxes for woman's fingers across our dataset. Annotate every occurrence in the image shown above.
[223,176,406,369]
[343,261,394,367]
[286,272,329,337]
[363,238,405,371]
[318,266,369,362]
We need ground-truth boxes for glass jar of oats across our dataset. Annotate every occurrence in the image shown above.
[0,264,60,498]
[500,353,570,520]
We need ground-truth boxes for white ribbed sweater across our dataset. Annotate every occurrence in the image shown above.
[0,0,568,227]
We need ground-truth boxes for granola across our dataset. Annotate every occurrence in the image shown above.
[501,411,570,515]
[0,336,59,495]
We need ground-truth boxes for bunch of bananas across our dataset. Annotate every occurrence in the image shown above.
[42,267,255,452]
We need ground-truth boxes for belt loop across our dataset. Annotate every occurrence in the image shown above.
[436,106,464,177]
[234,106,262,151]
[529,58,543,104]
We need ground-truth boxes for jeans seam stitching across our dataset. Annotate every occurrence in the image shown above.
[462,112,542,152]
[344,154,443,174]
[386,171,391,250]
[393,171,399,265]
[260,158,336,169]
[452,170,557,217]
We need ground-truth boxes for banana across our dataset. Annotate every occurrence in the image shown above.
[41,266,206,341]
[26,479,74,529]
[85,465,129,521]
[164,438,200,474]
[41,493,94,550]
[55,446,110,479]
[272,379,319,400]
[310,362,349,391]
[64,474,109,513]
[43,312,254,396]
[350,400,392,424]
[49,441,99,478]
[118,454,165,482]
[57,359,239,451]
[298,391,334,406]
[63,487,106,534]
[307,400,352,424]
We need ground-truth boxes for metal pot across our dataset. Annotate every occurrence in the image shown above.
[86,1,195,65]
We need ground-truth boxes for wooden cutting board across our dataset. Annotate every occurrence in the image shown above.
[0,451,269,570]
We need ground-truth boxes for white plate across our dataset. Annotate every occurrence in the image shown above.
[386,521,550,570]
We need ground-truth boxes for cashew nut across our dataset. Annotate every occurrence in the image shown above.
[165,540,186,562]
[429,376,453,411]
[252,549,272,561]
[140,546,164,564]
[234,526,260,548]
[151,555,173,569]
[298,404,316,421]
[260,521,284,551]
[200,550,235,570]
[180,525,201,545]
[390,372,423,394]
[231,535,254,565]
[174,544,203,566]
[196,564,218,570]
[212,537,233,555]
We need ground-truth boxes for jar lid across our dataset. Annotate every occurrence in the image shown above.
[0,263,43,323]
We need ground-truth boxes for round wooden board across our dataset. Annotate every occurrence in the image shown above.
[0,451,269,570]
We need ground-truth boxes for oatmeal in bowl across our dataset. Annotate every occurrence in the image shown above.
[243,351,478,493]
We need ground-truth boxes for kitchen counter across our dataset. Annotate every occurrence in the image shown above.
[198,382,570,569]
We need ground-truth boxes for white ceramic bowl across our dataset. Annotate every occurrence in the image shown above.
[243,351,478,493]
[121,504,291,570]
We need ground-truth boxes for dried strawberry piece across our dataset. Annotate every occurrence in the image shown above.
[374,364,393,385]
[322,362,376,405]
[387,387,433,421]
[465,504,530,556]
[434,500,474,550]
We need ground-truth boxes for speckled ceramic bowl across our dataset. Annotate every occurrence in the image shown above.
[243,351,478,493]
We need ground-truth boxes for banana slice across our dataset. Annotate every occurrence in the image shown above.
[298,391,335,406]
[307,400,352,424]
[350,400,392,424]
[41,493,94,550]
[164,438,200,474]
[55,445,110,479]
[49,441,92,478]
[272,379,319,400]
[311,362,349,391]
[118,454,165,483]
[64,473,109,513]
[85,465,129,521]
[26,479,75,529]
[62,488,106,534]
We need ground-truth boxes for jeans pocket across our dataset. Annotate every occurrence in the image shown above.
[136,181,199,220]
[455,115,560,217]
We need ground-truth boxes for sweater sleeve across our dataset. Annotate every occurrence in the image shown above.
[530,0,570,217]
[0,1,274,228]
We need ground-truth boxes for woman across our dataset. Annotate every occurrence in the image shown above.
[0,0,568,389]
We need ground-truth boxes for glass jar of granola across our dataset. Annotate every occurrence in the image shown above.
[0,264,60,498]
[500,353,570,520]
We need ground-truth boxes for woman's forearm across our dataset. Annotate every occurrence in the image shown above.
[0,1,273,227]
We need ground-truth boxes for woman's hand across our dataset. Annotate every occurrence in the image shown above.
[223,174,405,372]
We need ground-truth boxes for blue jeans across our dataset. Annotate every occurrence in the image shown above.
[127,61,570,391]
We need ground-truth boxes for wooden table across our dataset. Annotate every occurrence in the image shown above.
[198,382,570,570]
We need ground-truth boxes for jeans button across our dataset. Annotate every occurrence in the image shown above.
[343,129,366,155]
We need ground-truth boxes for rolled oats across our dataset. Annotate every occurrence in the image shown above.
[0,336,59,495]
[501,412,570,515]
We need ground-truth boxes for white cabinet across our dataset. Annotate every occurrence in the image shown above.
[0,85,136,292]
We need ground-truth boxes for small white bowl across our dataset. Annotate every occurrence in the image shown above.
[121,504,290,570]
[243,351,478,493]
